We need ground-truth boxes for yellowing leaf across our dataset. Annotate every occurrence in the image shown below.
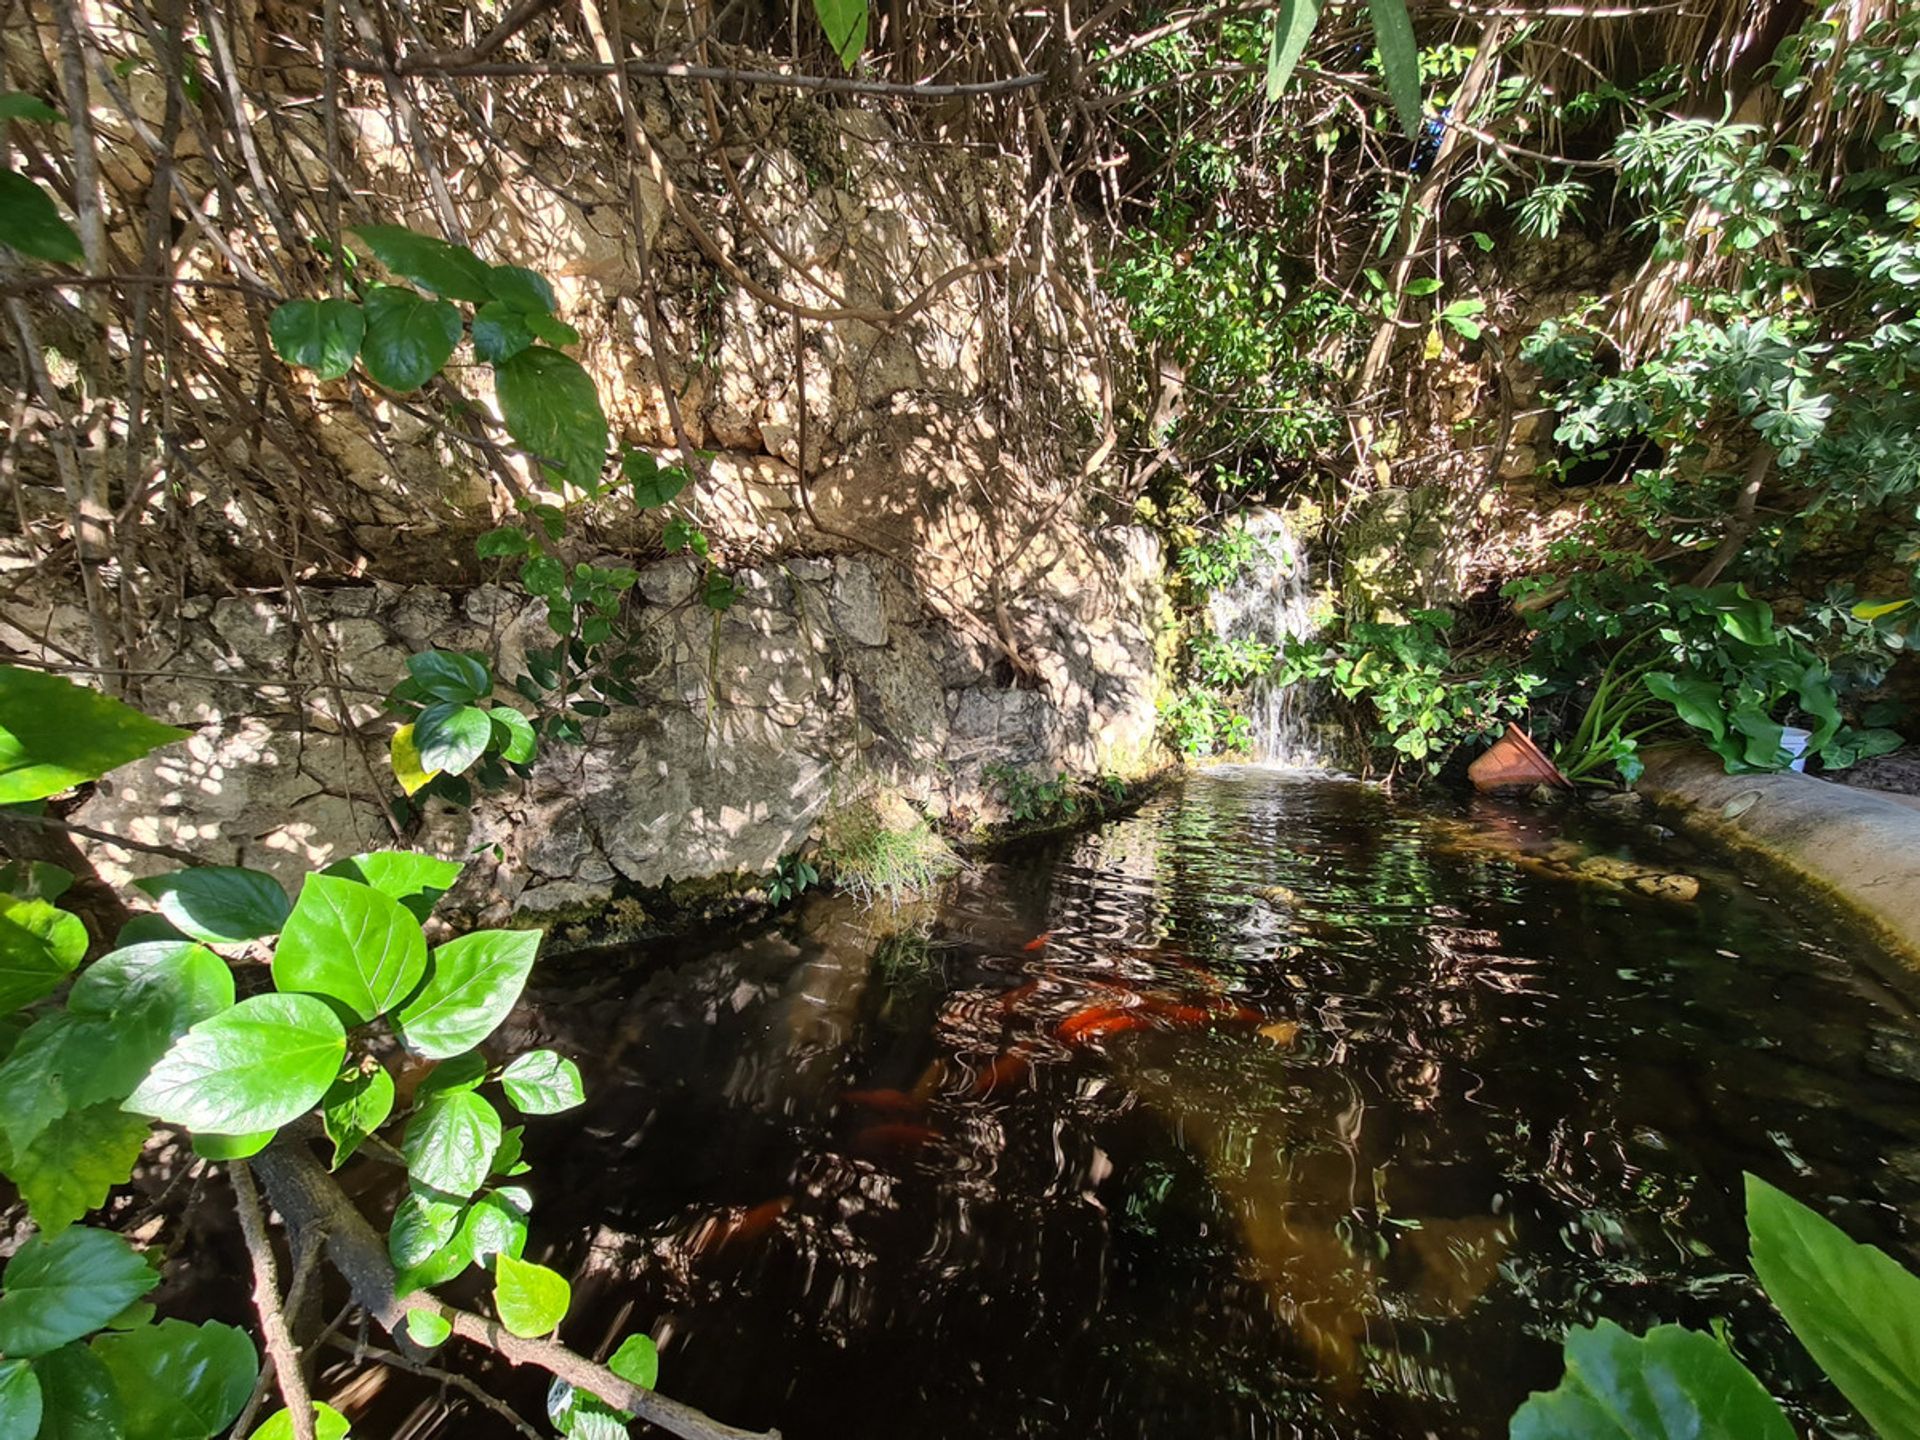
[390,724,439,796]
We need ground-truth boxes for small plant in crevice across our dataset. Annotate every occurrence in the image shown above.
[385,648,536,806]
[818,799,959,909]
[766,853,819,906]
[986,764,1083,825]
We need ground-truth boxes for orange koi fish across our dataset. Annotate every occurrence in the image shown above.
[1056,1004,1153,1046]
[970,1050,1031,1098]
[1023,931,1055,952]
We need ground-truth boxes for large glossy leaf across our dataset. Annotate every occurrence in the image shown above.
[360,285,461,393]
[406,650,493,704]
[30,1342,121,1440]
[499,1049,584,1115]
[810,0,867,69]
[388,1188,465,1271]
[1266,0,1321,102]
[412,702,492,776]
[0,1360,41,1440]
[91,1319,257,1440]
[489,707,537,765]
[403,1090,501,1199]
[318,851,463,923]
[495,346,609,492]
[1747,1174,1920,1440]
[1366,0,1423,138]
[0,169,82,265]
[349,224,493,302]
[267,298,364,381]
[320,1063,395,1169]
[0,895,87,1013]
[124,994,345,1134]
[133,867,290,944]
[69,941,234,1035]
[1644,672,1727,742]
[0,1228,158,1358]
[459,1185,531,1267]
[7,1102,152,1233]
[494,1253,570,1338]
[249,1403,350,1440]
[0,1012,102,1151]
[394,929,541,1059]
[272,874,427,1023]
[1508,1319,1793,1440]
[472,301,535,365]
[0,666,188,804]
[486,265,556,315]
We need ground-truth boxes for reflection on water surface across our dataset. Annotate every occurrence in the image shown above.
[399,770,1920,1439]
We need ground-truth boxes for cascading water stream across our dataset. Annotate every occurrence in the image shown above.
[1205,510,1335,767]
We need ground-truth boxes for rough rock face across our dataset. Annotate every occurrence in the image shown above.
[72,534,1163,927]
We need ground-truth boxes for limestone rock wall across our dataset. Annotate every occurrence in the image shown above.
[65,532,1164,928]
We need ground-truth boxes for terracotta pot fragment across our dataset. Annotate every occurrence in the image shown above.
[1468,723,1573,794]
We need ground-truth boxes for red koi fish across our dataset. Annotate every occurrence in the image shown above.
[996,979,1043,1013]
[850,1122,941,1156]
[841,1088,922,1116]
[1140,999,1214,1029]
[693,1196,792,1255]
[1056,1004,1152,1046]
[970,1049,1031,1098]
[1023,931,1055,952]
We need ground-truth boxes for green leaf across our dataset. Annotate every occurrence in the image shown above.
[132,867,290,944]
[1509,1318,1792,1440]
[459,1185,530,1266]
[472,301,535,365]
[525,313,580,348]
[499,1049,584,1115]
[359,285,462,393]
[0,1228,158,1358]
[191,1130,272,1160]
[404,1310,451,1348]
[494,1253,570,1338]
[249,1402,350,1440]
[0,1013,100,1150]
[0,94,62,124]
[271,874,427,1023]
[488,707,537,765]
[406,650,492,704]
[394,929,541,1059]
[1644,672,1728,742]
[403,1090,501,1199]
[317,851,463,924]
[0,895,86,1013]
[496,345,609,492]
[1704,585,1775,647]
[1853,598,1911,621]
[388,1188,465,1271]
[492,1125,529,1177]
[8,1103,152,1234]
[124,994,346,1134]
[0,860,72,903]
[31,1342,121,1440]
[1366,0,1423,138]
[0,1361,41,1440]
[68,941,234,1038]
[475,527,532,560]
[1747,1174,1920,1440]
[621,451,689,509]
[320,1063,395,1169]
[486,265,557,315]
[412,702,492,776]
[0,666,188,805]
[91,1319,257,1440]
[811,0,867,69]
[548,1378,627,1440]
[609,1332,659,1390]
[0,170,83,265]
[268,299,365,381]
[1404,276,1443,296]
[1265,0,1321,102]
[417,1050,488,1098]
[349,224,493,302]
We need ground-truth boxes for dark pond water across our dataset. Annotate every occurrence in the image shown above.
[377,769,1920,1439]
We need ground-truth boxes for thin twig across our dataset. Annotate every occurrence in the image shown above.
[340,53,1047,97]
[319,1334,545,1440]
[230,1160,318,1440]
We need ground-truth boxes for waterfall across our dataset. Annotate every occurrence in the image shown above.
[1205,510,1332,768]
